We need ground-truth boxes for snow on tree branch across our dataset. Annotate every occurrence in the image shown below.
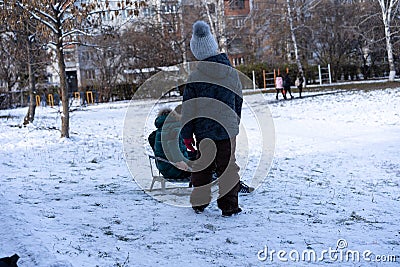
[16,2,58,34]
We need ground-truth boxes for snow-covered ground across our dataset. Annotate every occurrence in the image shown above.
[0,88,399,266]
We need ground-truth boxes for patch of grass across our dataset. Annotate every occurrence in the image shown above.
[349,211,366,222]
[0,114,18,120]
[225,238,238,244]
[338,211,378,225]
[204,223,217,232]
[104,230,113,236]
[117,235,129,242]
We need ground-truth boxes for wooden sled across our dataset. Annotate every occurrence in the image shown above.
[147,155,191,193]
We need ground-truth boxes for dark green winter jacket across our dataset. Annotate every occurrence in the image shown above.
[153,113,189,179]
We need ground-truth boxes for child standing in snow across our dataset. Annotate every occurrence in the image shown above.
[181,20,245,216]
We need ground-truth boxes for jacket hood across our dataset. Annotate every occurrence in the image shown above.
[196,53,233,80]
[155,108,172,128]
[155,114,167,129]
[155,112,180,129]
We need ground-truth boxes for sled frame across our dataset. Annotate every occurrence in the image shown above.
[148,155,190,192]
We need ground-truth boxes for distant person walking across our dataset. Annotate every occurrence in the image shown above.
[295,72,304,98]
[283,72,294,99]
[275,74,286,100]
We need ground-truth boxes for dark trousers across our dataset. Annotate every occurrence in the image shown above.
[298,85,303,97]
[284,86,293,98]
[276,89,286,100]
[190,138,240,212]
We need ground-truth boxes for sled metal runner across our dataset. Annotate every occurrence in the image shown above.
[147,154,192,192]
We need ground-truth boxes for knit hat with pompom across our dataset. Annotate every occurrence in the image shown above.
[190,21,219,60]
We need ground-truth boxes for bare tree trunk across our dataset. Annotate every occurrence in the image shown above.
[287,0,304,78]
[378,0,398,81]
[178,6,187,63]
[216,0,227,53]
[7,85,12,109]
[57,43,69,138]
[384,23,396,81]
[203,1,227,52]
[203,2,216,35]
[23,36,36,125]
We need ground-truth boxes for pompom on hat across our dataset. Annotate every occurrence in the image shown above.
[190,21,219,60]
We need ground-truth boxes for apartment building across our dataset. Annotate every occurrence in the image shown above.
[224,0,251,66]
[45,0,184,93]
[46,0,256,92]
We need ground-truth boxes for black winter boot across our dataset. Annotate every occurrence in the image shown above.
[222,207,242,217]
[192,204,208,214]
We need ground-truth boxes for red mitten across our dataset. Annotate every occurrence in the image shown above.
[183,138,196,152]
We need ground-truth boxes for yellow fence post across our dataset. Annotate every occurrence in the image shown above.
[263,70,266,89]
[35,95,40,106]
[47,94,54,107]
[86,91,94,104]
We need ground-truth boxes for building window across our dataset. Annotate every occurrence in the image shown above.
[255,37,262,48]
[208,3,215,13]
[161,4,177,14]
[81,51,94,62]
[143,7,150,16]
[254,19,262,29]
[232,56,244,67]
[121,9,127,19]
[85,69,95,80]
[102,11,111,21]
[233,18,245,28]
[229,0,245,10]
[64,51,75,62]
